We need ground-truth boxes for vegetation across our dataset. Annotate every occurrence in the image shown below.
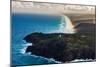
[23,32,96,62]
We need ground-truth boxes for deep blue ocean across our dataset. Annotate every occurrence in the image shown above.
[11,13,62,66]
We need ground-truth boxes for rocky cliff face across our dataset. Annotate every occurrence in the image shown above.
[23,33,96,62]
[74,20,96,34]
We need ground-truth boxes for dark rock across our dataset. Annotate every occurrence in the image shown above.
[75,22,96,34]
[24,33,96,62]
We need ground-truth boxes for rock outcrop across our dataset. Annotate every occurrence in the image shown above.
[23,32,96,62]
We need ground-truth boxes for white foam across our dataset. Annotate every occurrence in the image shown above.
[20,43,32,54]
[70,59,95,62]
[58,15,76,33]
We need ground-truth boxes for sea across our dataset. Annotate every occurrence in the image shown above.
[11,13,64,66]
[11,13,95,66]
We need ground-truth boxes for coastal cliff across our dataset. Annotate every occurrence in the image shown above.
[23,32,95,62]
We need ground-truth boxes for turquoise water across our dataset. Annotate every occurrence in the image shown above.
[11,13,62,66]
